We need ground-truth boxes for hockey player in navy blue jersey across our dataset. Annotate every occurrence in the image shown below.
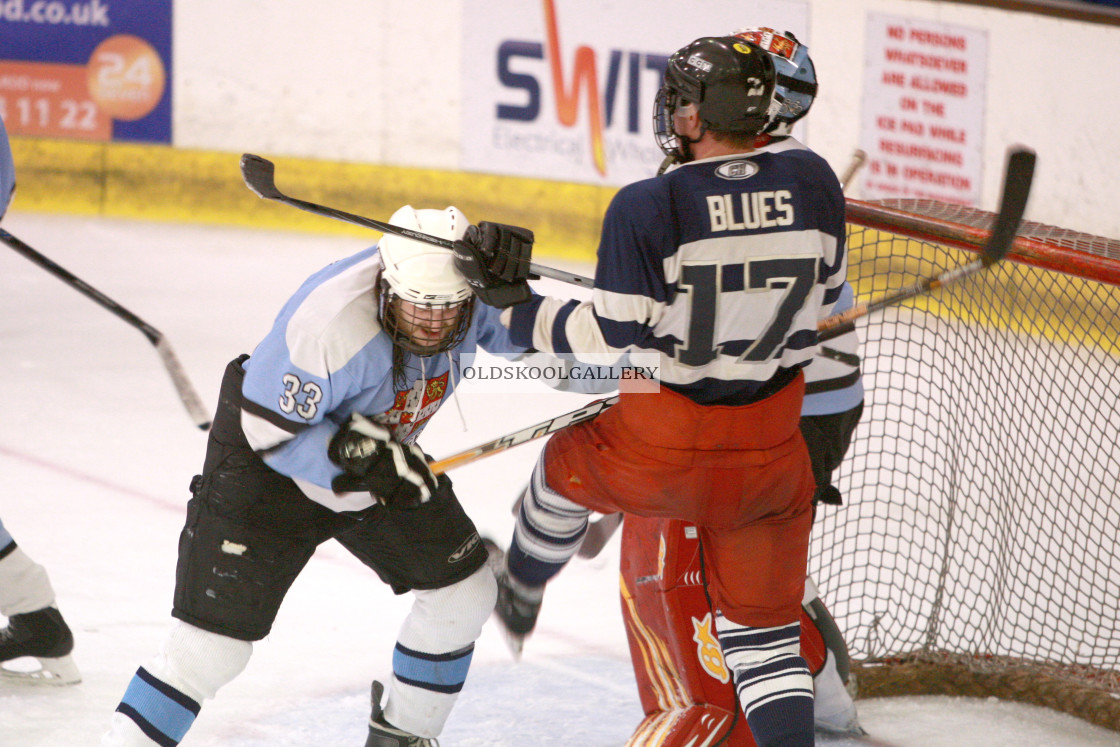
[0,116,81,686]
[457,35,847,747]
[102,206,540,747]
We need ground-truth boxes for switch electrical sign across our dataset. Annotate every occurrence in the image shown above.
[859,13,987,205]
[0,0,172,143]
[461,0,808,187]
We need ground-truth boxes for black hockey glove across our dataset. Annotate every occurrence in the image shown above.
[453,221,535,309]
[328,414,439,509]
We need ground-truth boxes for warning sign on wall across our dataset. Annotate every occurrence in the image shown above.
[859,13,987,205]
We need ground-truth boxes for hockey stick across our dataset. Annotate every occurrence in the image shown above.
[1,228,212,430]
[239,154,595,290]
[427,395,618,475]
[838,148,867,191]
[431,149,1034,554]
[461,148,1035,559]
[819,145,1036,342]
[430,152,1033,488]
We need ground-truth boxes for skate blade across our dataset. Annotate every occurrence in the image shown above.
[814,701,865,736]
[0,654,81,685]
[815,720,868,737]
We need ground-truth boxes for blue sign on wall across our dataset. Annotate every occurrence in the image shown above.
[0,0,172,143]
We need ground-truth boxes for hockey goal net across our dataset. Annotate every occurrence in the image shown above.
[810,198,1120,731]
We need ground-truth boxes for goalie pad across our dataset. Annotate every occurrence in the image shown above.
[619,515,856,746]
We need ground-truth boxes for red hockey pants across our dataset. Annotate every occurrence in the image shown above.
[542,372,816,627]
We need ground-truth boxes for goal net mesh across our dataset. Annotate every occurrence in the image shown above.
[810,198,1120,731]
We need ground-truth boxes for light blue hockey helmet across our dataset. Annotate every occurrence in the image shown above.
[0,116,13,219]
[731,27,818,136]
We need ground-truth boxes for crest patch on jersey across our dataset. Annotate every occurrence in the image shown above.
[381,371,450,442]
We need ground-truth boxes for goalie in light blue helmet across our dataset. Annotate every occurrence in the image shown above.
[732,26,819,137]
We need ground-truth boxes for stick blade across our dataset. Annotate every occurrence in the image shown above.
[154,337,212,430]
[240,153,282,200]
[982,146,1036,265]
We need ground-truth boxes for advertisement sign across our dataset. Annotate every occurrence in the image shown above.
[0,0,172,142]
[462,0,809,187]
[859,13,987,205]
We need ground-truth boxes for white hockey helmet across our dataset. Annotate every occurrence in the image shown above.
[378,205,474,355]
[731,27,817,137]
[379,205,472,305]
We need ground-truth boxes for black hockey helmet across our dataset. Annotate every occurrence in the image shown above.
[653,36,777,160]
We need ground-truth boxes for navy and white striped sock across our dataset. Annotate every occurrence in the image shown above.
[717,615,814,747]
[508,451,589,586]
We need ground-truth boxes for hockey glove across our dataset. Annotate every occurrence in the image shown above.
[328,414,439,509]
[453,221,535,308]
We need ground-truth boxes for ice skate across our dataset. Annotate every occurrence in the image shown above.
[0,606,81,685]
[482,538,543,657]
[365,680,438,747]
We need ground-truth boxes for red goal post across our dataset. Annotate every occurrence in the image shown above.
[813,198,1120,731]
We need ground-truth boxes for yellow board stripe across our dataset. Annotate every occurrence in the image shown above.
[8,136,612,263]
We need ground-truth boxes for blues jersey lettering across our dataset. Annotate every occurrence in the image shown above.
[707,190,795,231]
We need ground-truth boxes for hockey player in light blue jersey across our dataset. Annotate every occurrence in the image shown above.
[102,206,543,747]
[0,115,81,686]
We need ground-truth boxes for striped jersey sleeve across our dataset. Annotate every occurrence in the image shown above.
[802,281,864,416]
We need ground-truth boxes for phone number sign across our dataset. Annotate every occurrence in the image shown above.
[0,0,172,143]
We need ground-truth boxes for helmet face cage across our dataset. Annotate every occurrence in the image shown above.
[653,85,693,160]
[731,27,817,135]
[378,277,474,356]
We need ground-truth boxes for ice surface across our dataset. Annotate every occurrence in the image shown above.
[1,212,1116,746]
